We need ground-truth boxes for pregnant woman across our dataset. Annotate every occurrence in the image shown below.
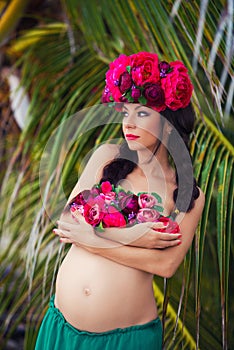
[35,52,205,349]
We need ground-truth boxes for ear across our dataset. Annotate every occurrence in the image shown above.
[163,121,172,138]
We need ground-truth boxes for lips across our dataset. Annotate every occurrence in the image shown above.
[125,134,140,140]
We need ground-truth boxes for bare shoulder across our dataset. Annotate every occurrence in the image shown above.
[194,187,205,214]
[95,143,120,158]
[67,143,120,202]
[88,143,120,167]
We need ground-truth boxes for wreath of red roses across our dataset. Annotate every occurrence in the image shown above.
[102,52,193,112]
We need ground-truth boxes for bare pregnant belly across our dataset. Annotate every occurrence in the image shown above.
[55,245,158,332]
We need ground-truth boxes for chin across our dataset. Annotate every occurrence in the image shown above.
[126,141,141,150]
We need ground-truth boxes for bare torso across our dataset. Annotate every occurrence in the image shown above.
[55,167,176,332]
[55,245,156,332]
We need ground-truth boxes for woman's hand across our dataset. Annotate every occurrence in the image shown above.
[129,222,182,249]
[95,221,181,250]
[53,211,118,248]
[127,221,182,249]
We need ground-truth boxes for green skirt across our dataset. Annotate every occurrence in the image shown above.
[35,296,162,350]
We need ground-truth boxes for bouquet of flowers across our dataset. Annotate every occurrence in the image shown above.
[69,181,179,233]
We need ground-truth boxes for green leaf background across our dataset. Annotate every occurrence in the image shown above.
[0,1,233,349]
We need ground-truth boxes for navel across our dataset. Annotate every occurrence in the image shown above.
[83,287,91,296]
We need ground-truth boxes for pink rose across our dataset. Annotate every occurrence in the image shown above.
[119,193,139,216]
[161,61,193,110]
[155,216,180,233]
[102,208,126,228]
[105,54,131,101]
[138,193,157,208]
[143,83,166,111]
[136,208,160,223]
[100,191,116,205]
[130,52,160,86]
[101,181,112,194]
[83,202,105,226]
[119,72,132,93]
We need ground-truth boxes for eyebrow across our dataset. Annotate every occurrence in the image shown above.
[123,105,145,111]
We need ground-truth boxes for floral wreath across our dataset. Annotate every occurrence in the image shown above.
[101,52,193,112]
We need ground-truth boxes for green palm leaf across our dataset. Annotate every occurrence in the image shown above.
[0,1,233,349]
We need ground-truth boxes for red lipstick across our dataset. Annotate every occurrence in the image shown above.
[125,134,140,140]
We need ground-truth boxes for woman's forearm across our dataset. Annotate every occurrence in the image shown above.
[84,194,205,277]
[96,223,150,245]
[82,243,178,278]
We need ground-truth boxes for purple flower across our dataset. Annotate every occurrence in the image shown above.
[119,193,139,216]
[70,202,84,215]
[131,86,141,101]
[159,61,171,78]
[101,86,112,103]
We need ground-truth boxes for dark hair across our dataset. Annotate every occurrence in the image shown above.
[100,103,200,213]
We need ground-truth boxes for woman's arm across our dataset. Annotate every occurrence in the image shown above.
[97,222,182,249]
[65,143,120,204]
[56,142,180,250]
[56,212,181,249]
[78,189,205,278]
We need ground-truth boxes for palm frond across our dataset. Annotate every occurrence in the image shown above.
[1,1,233,349]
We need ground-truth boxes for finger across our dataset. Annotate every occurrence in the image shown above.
[53,228,70,238]
[153,222,167,228]
[59,237,73,244]
[149,222,167,229]
[56,220,78,230]
[152,231,182,241]
[156,239,182,248]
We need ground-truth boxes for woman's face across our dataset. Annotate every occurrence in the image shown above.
[122,104,162,152]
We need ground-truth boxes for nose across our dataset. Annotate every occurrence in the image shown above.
[123,113,136,129]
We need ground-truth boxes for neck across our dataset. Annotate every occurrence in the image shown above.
[137,144,171,176]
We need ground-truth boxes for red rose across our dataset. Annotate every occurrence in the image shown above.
[143,83,166,111]
[102,209,126,228]
[119,72,132,93]
[105,54,131,101]
[130,52,160,86]
[101,181,112,194]
[136,208,160,223]
[161,61,193,110]
[119,193,139,216]
[83,202,104,226]
[155,216,180,233]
